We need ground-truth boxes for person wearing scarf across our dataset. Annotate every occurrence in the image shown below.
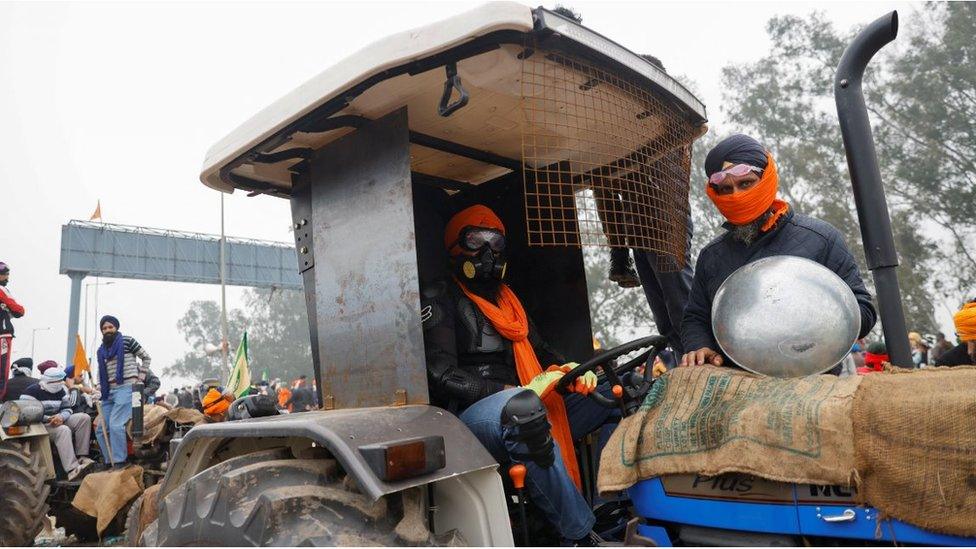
[859,341,889,374]
[935,300,976,366]
[21,366,94,480]
[202,388,234,421]
[680,134,877,370]
[93,314,152,467]
[420,204,605,544]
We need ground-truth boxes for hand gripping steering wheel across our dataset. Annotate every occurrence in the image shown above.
[555,335,667,415]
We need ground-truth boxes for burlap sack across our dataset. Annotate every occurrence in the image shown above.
[852,366,976,537]
[72,465,145,535]
[599,365,861,494]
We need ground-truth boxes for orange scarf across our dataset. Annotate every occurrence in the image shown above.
[706,153,789,232]
[456,280,582,489]
[954,302,976,342]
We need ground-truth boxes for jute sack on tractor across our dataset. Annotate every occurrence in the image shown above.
[599,365,861,494]
[852,366,976,537]
[110,403,206,444]
[73,465,145,536]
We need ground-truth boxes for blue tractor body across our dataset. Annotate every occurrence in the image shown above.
[628,475,975,546]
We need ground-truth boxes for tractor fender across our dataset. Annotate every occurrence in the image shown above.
[159,404,498,502]
[0,423,56,480]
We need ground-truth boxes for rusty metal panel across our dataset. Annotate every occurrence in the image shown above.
[296,108,428,409]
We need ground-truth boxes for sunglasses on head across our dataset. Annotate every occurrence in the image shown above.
[455,227,506,253]
[708,163,764,186]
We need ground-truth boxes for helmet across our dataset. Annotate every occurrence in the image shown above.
[712,255,859,377]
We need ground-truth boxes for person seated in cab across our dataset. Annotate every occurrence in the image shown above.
[421,205,613,545]
[680,134,877,369]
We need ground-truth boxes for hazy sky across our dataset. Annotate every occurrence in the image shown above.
[1,0,925,390]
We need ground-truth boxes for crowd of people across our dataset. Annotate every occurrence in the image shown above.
[0,261,318,484]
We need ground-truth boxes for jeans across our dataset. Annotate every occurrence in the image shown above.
[459,386,617,540]
[631,214,694,355]
[94,384,132,464]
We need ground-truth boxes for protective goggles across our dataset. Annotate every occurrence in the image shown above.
[707,164,763,186]
[454,227,506,252]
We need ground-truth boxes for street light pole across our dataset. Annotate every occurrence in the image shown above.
[220,193,229,372]
[85,281,115,355]
[30,327,50,360]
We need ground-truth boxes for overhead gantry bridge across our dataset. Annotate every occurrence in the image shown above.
[58,220,301,363]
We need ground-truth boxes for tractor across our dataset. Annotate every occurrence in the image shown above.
[64,3,975,546]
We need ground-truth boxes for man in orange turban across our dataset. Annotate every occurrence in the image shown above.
[935,299,976,366]
[680,134,877,370]
[421,204,608,544]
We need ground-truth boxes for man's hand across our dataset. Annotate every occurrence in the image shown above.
[48,415,64,427]
[680,347,724,367]
[524,369,566,399]
[552,362,598,395]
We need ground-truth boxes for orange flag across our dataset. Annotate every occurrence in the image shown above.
[72,334,90,380]
[89,200,102,221]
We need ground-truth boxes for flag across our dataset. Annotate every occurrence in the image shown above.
[89,200,102,221]
[226,331,251,398]
[72,334,90,380]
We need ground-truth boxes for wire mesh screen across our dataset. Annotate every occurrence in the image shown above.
[520,48,701,271]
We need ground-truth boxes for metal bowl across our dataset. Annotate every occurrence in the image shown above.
[712,255,860,377]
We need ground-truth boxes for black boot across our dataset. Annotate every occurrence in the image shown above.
[608,247,640,288]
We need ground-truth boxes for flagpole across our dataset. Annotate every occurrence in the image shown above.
[220,193,229,372]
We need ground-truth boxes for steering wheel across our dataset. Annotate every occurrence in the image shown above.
[555,335,667,414]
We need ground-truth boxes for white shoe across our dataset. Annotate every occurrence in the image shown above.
[77,457,94,468]
[67,466,83,481]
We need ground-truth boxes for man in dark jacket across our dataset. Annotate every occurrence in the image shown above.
[680,135,877,368]
[2,358,38,401]
[935,299,976,367]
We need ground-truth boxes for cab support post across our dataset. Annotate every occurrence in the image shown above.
[289,108,429,409]
[834,11,912,367]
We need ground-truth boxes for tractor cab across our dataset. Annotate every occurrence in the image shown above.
[182,2,704,545]
[201,1,705,413]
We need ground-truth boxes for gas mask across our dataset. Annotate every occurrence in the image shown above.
[452,227,508,283]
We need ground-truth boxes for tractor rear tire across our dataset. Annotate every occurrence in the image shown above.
[154,447,426,546]
[0,439,50,547]
[124,491,147,546]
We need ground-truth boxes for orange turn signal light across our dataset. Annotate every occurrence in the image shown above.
[4,425,26,436]
[612,385,624,399]
[360,436,446,482]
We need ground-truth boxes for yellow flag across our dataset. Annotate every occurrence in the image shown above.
[226,332,251,398]
[89,200,102,221]
[72,334,90,380]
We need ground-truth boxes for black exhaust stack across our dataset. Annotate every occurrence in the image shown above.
[834,11,912,367]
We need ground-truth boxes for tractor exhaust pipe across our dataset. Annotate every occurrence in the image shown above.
[834,11,912,367]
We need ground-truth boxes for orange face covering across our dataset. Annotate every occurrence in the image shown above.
[706,153,789,231]
[954,302,976,342]
[456,280,582,490]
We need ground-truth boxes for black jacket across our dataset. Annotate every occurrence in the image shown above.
[421,280,564,413]
[682,210,877,354]
[934,343,974,367]
[2,375,39,402]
